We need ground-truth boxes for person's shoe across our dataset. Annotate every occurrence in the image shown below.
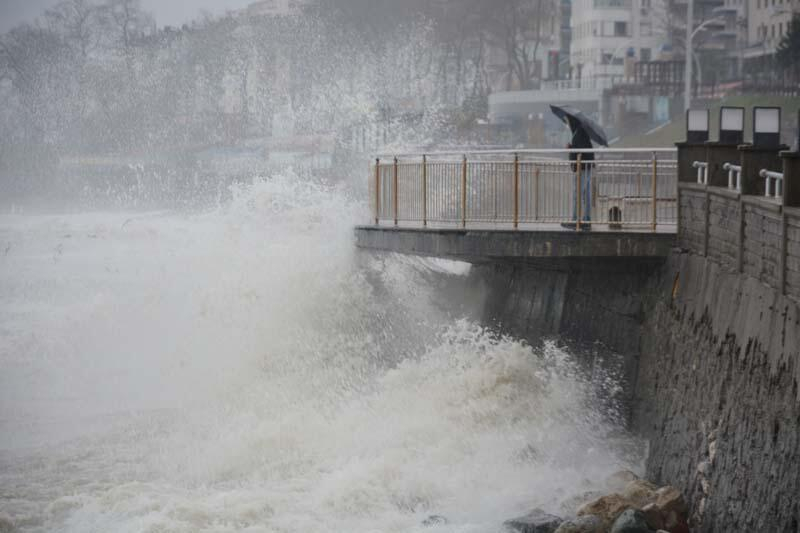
[560,222,576,230]
[580,224,592,231]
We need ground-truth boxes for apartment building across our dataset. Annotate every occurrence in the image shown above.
[743,0,797,68]
[570,0,669,80]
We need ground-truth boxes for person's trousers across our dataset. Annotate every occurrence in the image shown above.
[572,166,592,222]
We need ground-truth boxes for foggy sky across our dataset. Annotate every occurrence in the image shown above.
[0,0,256,33]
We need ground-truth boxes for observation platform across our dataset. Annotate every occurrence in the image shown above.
[355,224,675,262]
[355,148,678,262]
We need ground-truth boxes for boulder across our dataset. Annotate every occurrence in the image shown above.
[641,503,664,531]
[609,509,653,533]
[558,491,605,517]
[621,480,657,508]
[553,514,604,533]
[504,508,564,533]
[577,493,630,527]
[422,515,448,527]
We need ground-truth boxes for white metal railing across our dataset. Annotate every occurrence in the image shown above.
[760,169,784,198]
[693,161,709,185]
[723,162,742,191]
[370,148,678,231]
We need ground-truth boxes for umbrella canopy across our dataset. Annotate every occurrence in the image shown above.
[549,105,609,147]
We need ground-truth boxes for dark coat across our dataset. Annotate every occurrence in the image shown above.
[568,125,594,172]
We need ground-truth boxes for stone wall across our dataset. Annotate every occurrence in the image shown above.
[634,251,800,532]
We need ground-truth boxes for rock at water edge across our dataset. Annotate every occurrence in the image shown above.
[504,508,564,533]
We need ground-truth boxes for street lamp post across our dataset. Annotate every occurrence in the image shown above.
[684,0,694,111]
[684,1,725,111]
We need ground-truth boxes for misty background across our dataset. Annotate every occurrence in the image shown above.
[1,0,798,209]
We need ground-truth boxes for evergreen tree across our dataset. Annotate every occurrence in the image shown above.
[776,13,800,78]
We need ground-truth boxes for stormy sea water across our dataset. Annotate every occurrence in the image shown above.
[0,173,643,533]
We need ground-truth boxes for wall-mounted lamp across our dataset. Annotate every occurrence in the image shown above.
[719,106,745,144]
[686,109,709,143]
[753,107,781,148]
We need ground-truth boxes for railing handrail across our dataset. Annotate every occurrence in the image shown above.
[375,147,678,159]
[723,162,742,191]
[693,160,709,185]
[760,168,784,198]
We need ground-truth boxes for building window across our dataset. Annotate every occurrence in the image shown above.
[641,47,652,61]
[614,21,628,36]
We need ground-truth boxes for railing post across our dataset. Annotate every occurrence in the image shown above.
[461,154,467,228]
[651,151,658,232]
[513,153,519,229]
[422,155,427,228]
[374,158,380,225]
[534,167,540,222]
[575,153,583,230]
[393,157,398,226]
[780,150,800,295]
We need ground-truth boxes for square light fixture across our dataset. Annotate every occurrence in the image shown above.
[719,107,744,145]
[686,109,709,143]
[753,107,781,147]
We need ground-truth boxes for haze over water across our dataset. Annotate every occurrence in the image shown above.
[0,2,644,531]
[0,171,643,532]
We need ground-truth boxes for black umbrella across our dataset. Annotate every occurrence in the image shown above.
[550,104,609,147]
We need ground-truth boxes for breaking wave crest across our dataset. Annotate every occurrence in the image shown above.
[0,173,641,533]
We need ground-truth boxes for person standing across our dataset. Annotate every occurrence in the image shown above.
[568,119,594,230]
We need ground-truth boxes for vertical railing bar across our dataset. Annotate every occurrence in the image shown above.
[576,153,583,230]
[513,153,519,229]
[374,158,380,225]
[652,152,658,231]
[534,166,540,222]
[393,157,398,226]
[422,155,427,227]
[461,155,467,228]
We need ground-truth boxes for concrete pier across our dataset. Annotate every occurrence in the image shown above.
[354,226,675,261]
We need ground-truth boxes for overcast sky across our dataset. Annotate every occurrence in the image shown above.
[0,0,256,33]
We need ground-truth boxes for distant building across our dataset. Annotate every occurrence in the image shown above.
[570,0,669,81]
[742,0,796,76]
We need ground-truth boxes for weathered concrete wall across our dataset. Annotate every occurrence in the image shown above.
[634,251,800,532]
[472,250,800,532]
[474,258,663,416]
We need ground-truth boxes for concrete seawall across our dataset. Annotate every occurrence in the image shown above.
[634,251,800,532]
[472,250,800,532]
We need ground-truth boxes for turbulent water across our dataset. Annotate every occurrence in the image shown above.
[0,173,642,533]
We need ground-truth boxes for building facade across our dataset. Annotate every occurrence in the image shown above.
[570,0,669,81]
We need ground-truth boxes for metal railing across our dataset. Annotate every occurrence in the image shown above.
[693,161,709,185]
[370,148,678,231]
[723,162,742,191]
[760,169,784,198]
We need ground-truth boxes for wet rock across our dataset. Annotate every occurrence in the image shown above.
[621,479,657,507]
[609,509,652,533]
[553,514,604,533]
[504,508,563,533]
[576,493,630,527]
[654,486,687,518]
[605,470,640,492]
[422,515,448,527]
[641,503,664,531]
[558,491,604,517]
